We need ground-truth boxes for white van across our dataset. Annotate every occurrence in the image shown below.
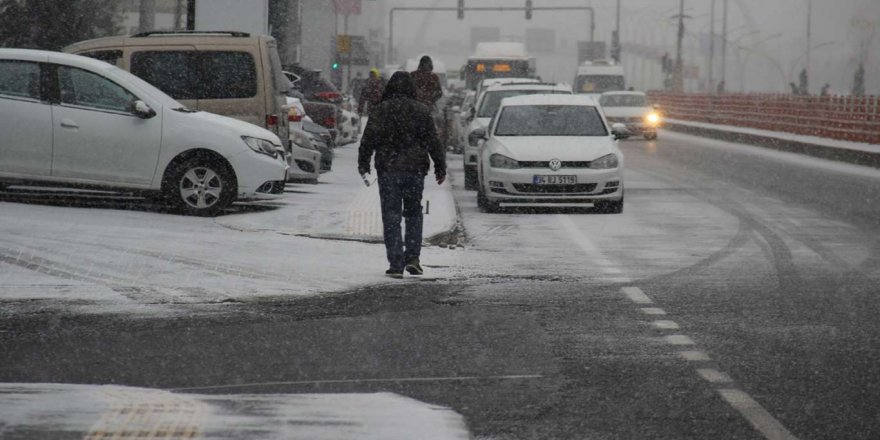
[574,60,625,97]
[0,49,288,216]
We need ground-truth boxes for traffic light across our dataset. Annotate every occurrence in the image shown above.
[332,62,340,70]
[457,0,464,19]
[525,0,533,20]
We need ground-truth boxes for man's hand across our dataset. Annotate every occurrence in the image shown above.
[436,173,446,185]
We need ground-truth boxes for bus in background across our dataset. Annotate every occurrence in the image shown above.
[574,60,625,97]
[461,42,536,90]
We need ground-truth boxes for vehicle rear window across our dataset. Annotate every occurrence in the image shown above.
[0,60,41,100]
[495,105,608,137]
[478,89,569,118]
[131,50,256,100]
[600,94,647,107]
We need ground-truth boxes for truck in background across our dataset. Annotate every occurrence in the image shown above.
[574,60,625,97]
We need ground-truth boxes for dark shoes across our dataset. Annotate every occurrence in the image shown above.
[385,268,403,279]
[405,259,423,276]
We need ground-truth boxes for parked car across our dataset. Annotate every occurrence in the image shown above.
[284,65,343,105]
[336,107,360,145]
[463,82,572,190]
[473,94,628,213]
[284,71,339,136]
[0,49,288,216]
[64,31,291,145]
[287,127,321,183]
[599,91,661,140]
[303,120,334,172]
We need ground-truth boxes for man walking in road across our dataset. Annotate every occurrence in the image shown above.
[358,72,447,278]
[357,68,385,116]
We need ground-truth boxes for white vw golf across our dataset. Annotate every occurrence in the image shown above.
[475,94,629,213]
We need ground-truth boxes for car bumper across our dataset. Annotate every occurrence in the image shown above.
[610,121,659,134]
[287,146,321,181]
[230,149,289,200]
[483,167,624,206]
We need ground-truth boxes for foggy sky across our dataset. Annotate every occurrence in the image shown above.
[351,0,879,94]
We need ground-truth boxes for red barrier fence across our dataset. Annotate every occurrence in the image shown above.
[647,92,880,145]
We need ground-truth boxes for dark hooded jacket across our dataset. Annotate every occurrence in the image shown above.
[358,72,446,177]
[411,56,443,109]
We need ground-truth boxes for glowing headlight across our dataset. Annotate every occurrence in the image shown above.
[645,112,661,126]
[242,136,280,157]
[588,153,619,169]
[489,154,520,169]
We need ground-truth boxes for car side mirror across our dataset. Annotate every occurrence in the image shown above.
[611,122,631,140]
[469,127,488,146]
[131,100,156,119]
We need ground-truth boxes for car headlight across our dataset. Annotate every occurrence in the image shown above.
[645,112,661,126]
[242,136,280,157]
[290,131,317,151]
[489,153,520,169]
[589,153,619,169]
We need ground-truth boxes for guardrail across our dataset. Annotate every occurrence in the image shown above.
[647,92,880,145]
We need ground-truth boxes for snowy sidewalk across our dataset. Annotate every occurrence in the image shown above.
[664,118,880,168]
[217,143,459,244]
[0,383,471,439]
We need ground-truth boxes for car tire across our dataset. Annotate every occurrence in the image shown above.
[595,194,624,214]
[644,133,658,141]
[464,166,478,190]
[477,188,499,213]
[163,156,236,217]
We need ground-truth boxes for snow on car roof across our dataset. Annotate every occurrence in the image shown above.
[472,42,529,59]
[498,94,600,107]
[602,90,647,96]
[483,83,572,93]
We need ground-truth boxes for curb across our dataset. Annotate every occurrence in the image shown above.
[663,121,880,169]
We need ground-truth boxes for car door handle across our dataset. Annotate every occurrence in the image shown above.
[60,119,79,129]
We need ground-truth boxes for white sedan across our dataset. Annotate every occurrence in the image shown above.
[0,49,288,216]
[475,94,628,213]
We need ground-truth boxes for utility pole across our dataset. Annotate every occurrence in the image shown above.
[805,0,812,94]
[673,0,685,92]
[611,0,621,63]
[720,0,727,93]
[186,0,195,30]
[708,0,715,93]
[138,0,156,32]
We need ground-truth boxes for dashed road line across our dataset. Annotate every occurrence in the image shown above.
[718,389,800,440]
[619,286,800,440]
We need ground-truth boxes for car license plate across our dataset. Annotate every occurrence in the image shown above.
[533,175,576,185]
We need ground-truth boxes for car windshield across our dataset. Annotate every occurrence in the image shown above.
[477,89,568,117]
[494,104,608,136]
[600,94,648,107]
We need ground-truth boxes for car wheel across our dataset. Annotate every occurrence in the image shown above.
[163,156,236,217]
[477,187,499,213]
[464,166,478,190]
[594,194,624,214]
[644,133,657,141]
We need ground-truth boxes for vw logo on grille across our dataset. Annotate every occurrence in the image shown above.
[548,158,562,171]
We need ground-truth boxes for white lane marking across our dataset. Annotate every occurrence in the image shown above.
[171,374,544,392]
[664,335,696,345]
[621,287,653,304]
[678,350,712,362]
[557,215,619,269]
[718,389,800,440]
[652,320,681,330]
[641,307,667,315]
[697,368,733,384]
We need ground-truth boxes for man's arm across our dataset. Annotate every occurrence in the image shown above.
[422,110,446,182]
[358,116,378,174]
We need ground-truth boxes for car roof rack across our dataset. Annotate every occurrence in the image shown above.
[130,30,251,38]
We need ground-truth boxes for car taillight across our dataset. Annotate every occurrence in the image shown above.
[323,115,336,128]
[316,91,341,102]
[266,114,279,128]
[288,110,303,122]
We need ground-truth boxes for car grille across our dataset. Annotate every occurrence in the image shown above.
[512,183,598,194]
[606,116,643,123]
[518,161,591,169]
